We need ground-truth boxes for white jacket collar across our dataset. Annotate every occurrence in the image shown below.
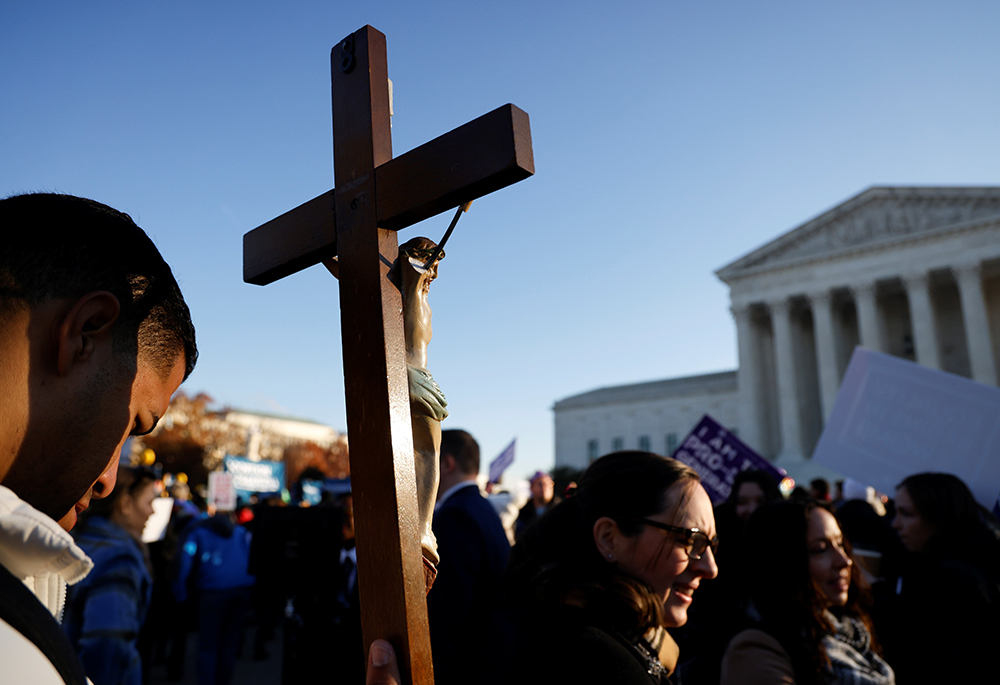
[0,484,93,586]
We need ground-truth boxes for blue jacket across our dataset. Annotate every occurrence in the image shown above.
[64,516,151,685]
[174,514,254,601]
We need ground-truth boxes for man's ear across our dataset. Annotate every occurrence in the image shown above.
[593,516,623,562]
[56,292,121,376]
[439,453,457,475]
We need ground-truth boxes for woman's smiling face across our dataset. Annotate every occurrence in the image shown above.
[807,507,852,606]
[613,482,719,626]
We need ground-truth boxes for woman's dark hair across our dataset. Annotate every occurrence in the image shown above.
[734,500,879,685]
[897,472,1000,566]
[724,469,782,508]
[897,473,979,550]
[505,451,700,638]
[84,465,157,521]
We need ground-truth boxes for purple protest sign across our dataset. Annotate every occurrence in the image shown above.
[488,438,516,484]
[671,414,785,504]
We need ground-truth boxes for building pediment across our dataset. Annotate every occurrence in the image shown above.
[716,187,1000,282]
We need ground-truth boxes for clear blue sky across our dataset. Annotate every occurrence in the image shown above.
[3,1,999,483]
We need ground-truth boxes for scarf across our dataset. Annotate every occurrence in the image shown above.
[822,613,894,685]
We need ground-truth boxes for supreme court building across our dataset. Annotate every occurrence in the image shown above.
[554,186,1000,483]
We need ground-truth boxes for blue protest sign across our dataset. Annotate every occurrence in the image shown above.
[223,455,286,501]
[488,439,516,483]
[300,479,324,506]
[671,415,785,504]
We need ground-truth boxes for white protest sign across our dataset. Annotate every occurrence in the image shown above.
[812,347,1000,508]
[208,471,237,512]
[142,496,174,543]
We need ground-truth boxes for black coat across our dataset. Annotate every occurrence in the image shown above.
[427,483,512,685]
[874,547,1000,684]
[509,603,670,685]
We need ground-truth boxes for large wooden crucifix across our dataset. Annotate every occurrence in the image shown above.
[242,25,533,684]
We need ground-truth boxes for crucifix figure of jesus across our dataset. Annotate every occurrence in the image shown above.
[242,26,533,685]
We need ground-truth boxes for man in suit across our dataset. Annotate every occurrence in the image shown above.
[427,430,512,685]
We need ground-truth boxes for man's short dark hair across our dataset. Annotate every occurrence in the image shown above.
[0,193,197,378]
[440,429,479,476]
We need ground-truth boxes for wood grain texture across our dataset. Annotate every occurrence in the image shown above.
[375,103,534,231]
[241,25,536,684]
[331,25,434,685]
[244,104,533,285]
[243,190,335,285]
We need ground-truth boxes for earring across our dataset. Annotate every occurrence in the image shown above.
[607,553,615,561]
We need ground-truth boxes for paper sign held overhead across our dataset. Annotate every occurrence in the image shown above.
[208,471,237,512]
[142,497,174,543]
[812,347,1000,509]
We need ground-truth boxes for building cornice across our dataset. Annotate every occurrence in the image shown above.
[722,212,1000,287]
[553,370,738,411]
[716,186,1000,284]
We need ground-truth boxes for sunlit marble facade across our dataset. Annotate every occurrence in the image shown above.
[555,187,1000,481]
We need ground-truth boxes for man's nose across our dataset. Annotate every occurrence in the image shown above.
[91,458,119,498]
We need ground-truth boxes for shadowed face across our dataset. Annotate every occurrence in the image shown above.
[531,475,554,504]
[735,481,765,521]
[116,479,158,538]
[10,354,184,531]
[892,486,936,552]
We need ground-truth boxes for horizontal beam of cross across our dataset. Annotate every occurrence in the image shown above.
[243,103,533,285]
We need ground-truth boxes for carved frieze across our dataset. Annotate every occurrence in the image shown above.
[719,188,1000,280]
[772,194,1000,263]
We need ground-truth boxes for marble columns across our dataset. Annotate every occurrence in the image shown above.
[903,272,941,369]
[731,305,764,453]
[808,291,840,420]
[768,299,803,462]
[955,262,998,385]
[851,282,882,352]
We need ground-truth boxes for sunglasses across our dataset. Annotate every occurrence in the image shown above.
[631,519,719,561]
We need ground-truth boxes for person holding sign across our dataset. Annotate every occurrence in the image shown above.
[504,451,719,684]
[720,500,894,685]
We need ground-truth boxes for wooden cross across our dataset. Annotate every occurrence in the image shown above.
[242,25,533,684]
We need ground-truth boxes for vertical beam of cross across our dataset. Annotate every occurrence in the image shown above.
[243,24,533,684]
[331,27,433,684]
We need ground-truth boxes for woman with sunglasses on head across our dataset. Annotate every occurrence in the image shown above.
[720,500,893,685]
[878,472,1000,684]
[504,451,719,684]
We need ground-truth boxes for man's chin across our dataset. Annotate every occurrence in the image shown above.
[57,508,78,531]
[57,499,88,532]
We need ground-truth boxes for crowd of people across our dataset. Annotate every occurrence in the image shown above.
[2,193,1000,685]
